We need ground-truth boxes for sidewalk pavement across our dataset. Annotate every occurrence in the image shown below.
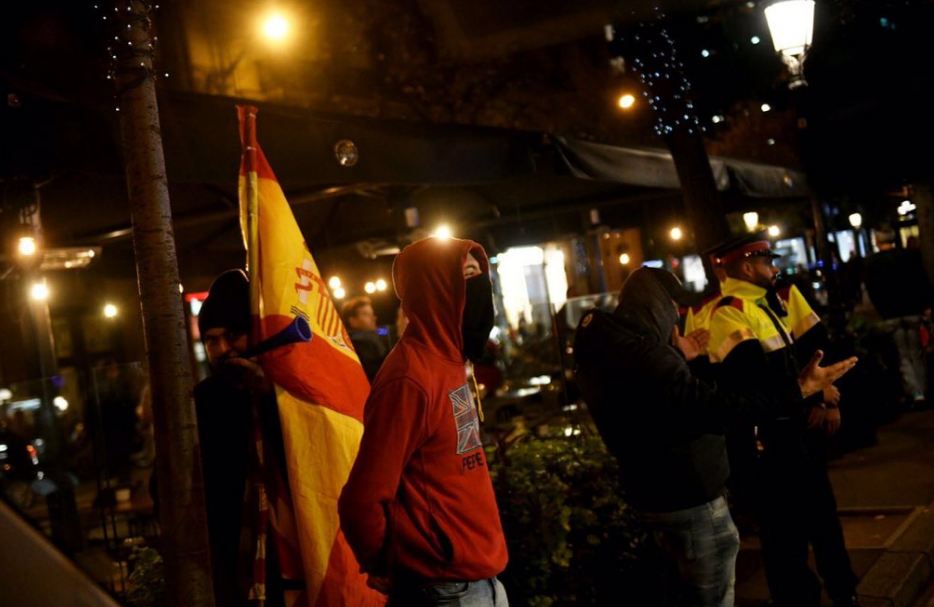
[735,407,934,607]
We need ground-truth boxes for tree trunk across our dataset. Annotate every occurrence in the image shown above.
[914,182,934,287]
[115,2,214,605]
[664,129,729,274]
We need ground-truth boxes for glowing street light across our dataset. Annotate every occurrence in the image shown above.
[764,0,816,89]
[848,213,863,229]
[333,286,346,299]
[103,303,119,319]
[768,225,781,237]
[743,211,760,232]
[364,281,377,294]
[328,276,342,289]
[669,226,684,241]
[375,278,388,292]
[260,11,291,43]
[619,253,631,265]
[30,281,50,302]
[17,236,38,257]
[617,93,636,110]
[53,396,69,412]
[433,224,453,240]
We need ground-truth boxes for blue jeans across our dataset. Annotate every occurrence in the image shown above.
[640,496,740,607]
[884,316,928,401]
[388,577,508,607]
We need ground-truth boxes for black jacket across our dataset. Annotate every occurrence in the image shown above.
[573,271,779,512]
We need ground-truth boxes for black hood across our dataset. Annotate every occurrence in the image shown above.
[614,268,684,344]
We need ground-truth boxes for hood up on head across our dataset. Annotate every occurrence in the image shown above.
[392,237,490,362]
[615,267,697,343]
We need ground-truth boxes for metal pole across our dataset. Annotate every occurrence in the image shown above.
[114,2,214,605]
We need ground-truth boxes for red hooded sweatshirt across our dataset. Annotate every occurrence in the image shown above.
[338,237,508,585]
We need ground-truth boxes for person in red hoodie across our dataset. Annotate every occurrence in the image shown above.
[339,236,509,606]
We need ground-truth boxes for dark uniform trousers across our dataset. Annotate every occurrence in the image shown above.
[753,423,858,606]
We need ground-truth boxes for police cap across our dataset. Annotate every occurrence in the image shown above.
[710,232,781,267]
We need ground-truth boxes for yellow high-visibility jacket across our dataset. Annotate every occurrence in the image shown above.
[707,277,794,363]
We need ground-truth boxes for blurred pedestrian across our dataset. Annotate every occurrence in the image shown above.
[341,296,389,382]
[340,237,508,606]
[864,227,933,407]
[94,357,138,483]
[707,235,859,607]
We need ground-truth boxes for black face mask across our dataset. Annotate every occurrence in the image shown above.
[462,276,495,362]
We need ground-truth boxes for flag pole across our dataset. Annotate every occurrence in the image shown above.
[238,105,261,320]
[115,2,214,605]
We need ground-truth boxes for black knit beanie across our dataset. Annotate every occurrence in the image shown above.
[197,269,251,337]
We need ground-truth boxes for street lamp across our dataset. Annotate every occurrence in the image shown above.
[333,286,346,300]
[375,278,388,292]
[619,252,631,265]
[328,276,342,289]
[848,213,862,229]
[103,303,119,319]
[260,11,291,44]
[764,0,816,89]
[669,226,684,241]
[364,281,377,295]
[17,236,38,257]
[30,280,50,302]
[768,225,781,237]
[617,93,636,110]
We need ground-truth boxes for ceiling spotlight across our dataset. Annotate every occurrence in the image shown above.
[743,211,760,232]
[669,226,684,241]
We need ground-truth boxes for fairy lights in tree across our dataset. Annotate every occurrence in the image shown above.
[92,1,167,112]
[628,7,704,137]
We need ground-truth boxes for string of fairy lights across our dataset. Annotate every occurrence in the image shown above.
[618,7,704,138]
[92,1,167,112]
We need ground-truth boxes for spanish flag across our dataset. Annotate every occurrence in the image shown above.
[237,105,384,607]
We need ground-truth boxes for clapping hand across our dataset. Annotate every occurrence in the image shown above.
[799,350,858,398]
[672,326,710,361]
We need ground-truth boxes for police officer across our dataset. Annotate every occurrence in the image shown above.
[706,235,860,607]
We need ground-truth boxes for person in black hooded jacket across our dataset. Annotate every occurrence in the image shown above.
[573,268,853,607]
